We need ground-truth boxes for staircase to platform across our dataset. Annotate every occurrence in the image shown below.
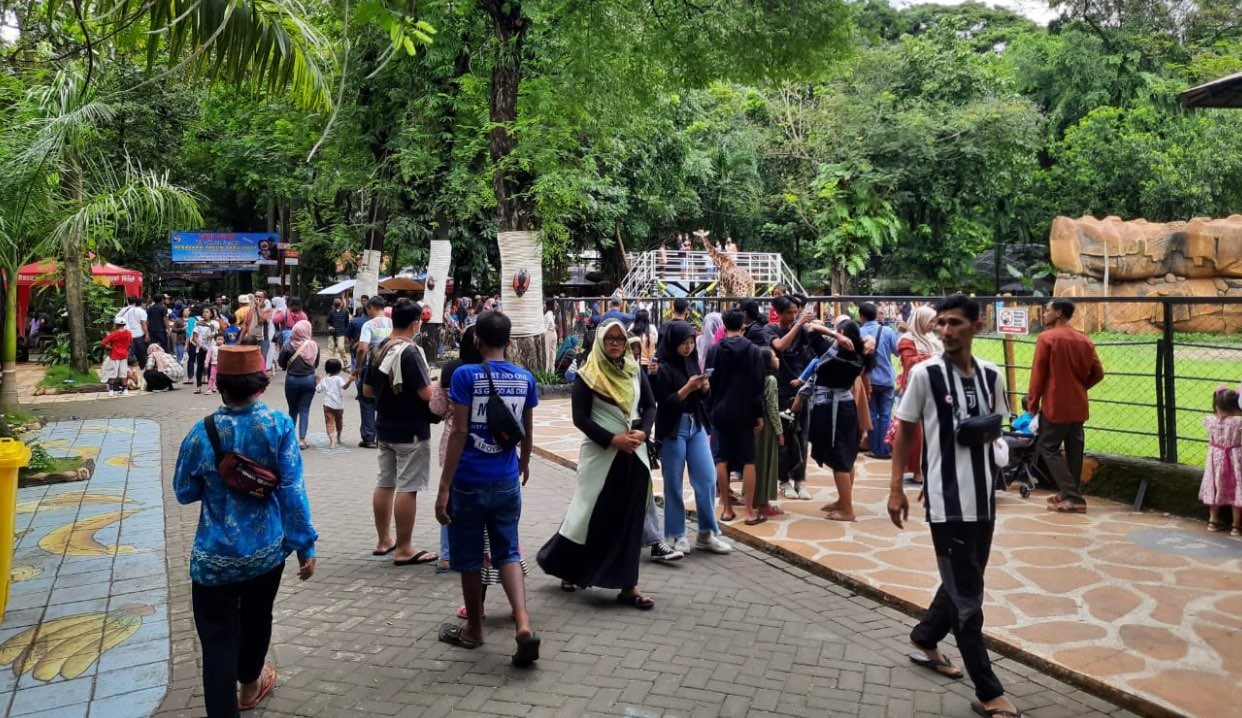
[620,250,804,297]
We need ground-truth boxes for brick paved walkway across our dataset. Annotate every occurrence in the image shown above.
[31,381,1139,718]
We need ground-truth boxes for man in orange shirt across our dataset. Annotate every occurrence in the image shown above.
[1026,299,1104,513]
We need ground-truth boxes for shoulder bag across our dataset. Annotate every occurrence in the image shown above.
[942,356,1002,448]
[482,360,524,451]
[204,414,280,499]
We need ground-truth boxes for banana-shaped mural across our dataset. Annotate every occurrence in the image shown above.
[38,510,141,557]
[0,603,153,681]
[16,493,128,514]
[10,565,43,582]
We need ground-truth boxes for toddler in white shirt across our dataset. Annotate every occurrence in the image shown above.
[316,358,353,447]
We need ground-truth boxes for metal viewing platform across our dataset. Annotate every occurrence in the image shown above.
[620,250,804,298]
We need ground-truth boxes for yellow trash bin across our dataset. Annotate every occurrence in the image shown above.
[0,437,31,622]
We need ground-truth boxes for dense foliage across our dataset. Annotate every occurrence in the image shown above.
[4,0,1242,303]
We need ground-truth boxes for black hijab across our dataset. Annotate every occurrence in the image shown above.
[656,320,700,387]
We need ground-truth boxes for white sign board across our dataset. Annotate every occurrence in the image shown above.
[267,276,282,285]
[997,307,1029,335]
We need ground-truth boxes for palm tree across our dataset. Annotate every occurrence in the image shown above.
[0,71,201,407]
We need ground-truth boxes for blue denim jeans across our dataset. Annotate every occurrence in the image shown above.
[284,373,317,440]
[447,480,522,574]
[358,396,377,443]
[869,384,895,458]
[660,414,721,538]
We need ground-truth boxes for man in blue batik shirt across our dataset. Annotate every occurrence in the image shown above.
[858,302,900,460]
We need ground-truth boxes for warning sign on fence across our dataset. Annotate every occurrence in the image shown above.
[997,308,1029,335]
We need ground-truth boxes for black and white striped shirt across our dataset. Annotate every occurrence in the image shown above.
[894,355,1009,523]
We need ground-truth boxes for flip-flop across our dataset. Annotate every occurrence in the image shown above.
[512,633,542,667]
[560,580,578,592]
[908,652,963,679]
[394,550,439,566]
[616,592,655,610]
[456,605,486,620]
[372,545,396,556]
[719,512,737,523]
[238,663,277,711]
[743,515,767,526]
[970,700,1023,718]
[438,623,482,649]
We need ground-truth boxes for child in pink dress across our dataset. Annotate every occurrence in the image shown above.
[1199,387,1242,536]
[205,335,222,394]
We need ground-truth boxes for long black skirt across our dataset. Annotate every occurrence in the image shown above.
[537,451,648,590]
[809,400,860,473]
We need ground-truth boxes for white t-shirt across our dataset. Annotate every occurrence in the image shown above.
[359,316,393,346]
[894,355,1008,524]
[119,306,147,338]
[544,310,556,333]
[316,374,348,410]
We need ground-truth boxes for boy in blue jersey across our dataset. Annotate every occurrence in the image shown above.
[435,311,540,665]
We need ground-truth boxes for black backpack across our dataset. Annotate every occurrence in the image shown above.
[482,361,524,450]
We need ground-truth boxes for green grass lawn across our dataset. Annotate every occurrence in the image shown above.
[969,333,1242,468]
[37,364,101,389]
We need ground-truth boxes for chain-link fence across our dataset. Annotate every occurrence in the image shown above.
[553,294,1242,468]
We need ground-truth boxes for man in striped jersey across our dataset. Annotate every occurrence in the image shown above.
[887,294,1023,718]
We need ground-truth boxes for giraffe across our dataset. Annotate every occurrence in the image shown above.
[697,230,755,298]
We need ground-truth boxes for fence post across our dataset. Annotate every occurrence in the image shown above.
[1002,299,1018,414]
[1162,301,1178,464]
[1155,338,1166,462]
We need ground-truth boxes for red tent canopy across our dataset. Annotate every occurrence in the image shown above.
[15,260,144,338]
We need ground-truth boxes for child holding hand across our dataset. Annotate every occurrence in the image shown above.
[1200,386,1242,536]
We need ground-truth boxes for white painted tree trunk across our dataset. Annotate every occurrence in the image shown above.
[426,240,452,323]
[498,230,547,371]
[356,248,382,302]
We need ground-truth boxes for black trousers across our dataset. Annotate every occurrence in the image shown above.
[143,370,173,391]
[778,396,810,484]
[911,520,1005,703]
[1036,421,1085,503]
[192,566,283,718]
[130,335,148,368]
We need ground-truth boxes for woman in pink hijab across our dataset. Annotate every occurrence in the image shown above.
[278,320,321,449]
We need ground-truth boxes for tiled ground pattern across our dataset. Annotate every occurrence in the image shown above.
[531,398,1242,718]
[0,419,169,718]
[26,383,1143,718]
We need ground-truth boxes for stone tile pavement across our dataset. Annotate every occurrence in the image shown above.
[532,398,1239,718]
[0,419,168,718]
[19,381,1145,718]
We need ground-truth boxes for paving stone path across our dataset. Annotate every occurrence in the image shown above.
[31,382,1140,718]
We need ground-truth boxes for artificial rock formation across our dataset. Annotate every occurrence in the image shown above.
[1050,215,1242,333]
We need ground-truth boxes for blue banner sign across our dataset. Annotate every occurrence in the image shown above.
[170,232,279,263]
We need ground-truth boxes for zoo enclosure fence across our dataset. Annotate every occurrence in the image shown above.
[552,294,1242,469]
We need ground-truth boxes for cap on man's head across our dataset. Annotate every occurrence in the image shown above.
[216,346,265,376]
[237,294,251,305]
[113,317,127,325]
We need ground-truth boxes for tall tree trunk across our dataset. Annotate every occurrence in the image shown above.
[484,0,547,370]
[63,230,90,373]
[1,274,22,411]
[356,196,386,301]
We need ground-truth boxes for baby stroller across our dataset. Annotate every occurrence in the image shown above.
[1000,431,1039,498]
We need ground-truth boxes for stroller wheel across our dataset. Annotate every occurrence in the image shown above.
[1019,486,1031,499]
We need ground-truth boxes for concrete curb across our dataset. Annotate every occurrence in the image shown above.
[530,443,1186,718]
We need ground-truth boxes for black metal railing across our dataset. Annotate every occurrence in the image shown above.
[553,294,1242,469]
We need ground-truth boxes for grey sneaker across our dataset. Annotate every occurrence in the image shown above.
[696,532,733,554]
[782,483,798,500]
[650,542,684,562]
[796,485,813,500]
[672,536,692,554]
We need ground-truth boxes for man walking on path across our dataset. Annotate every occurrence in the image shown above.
[435,310,540,665]
[354,297,392,448]
[367,299,438,565]
[706,309,767,524]
[887,294,1023,718]
[147,295,171,352]
[119,295,150,368]
[326,299,352,363]
[764,295,813,500]
[1027,298,1104,513]
[859,302,899,460]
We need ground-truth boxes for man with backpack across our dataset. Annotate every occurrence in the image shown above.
[435,310,539,665]
[366,299,438,566]
[353,297,392,448]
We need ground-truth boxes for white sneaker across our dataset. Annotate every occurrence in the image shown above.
[696,532,733,554]
[672,536,692,554]
[796,485,813,500]
[108,389,115,398]
[122,389,130,397]
[782,483,798,500]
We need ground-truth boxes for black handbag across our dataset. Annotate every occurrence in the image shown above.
[943,356,1002,448]
[483,360,525,451]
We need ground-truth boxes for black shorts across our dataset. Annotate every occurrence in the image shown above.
[712,422,756,469]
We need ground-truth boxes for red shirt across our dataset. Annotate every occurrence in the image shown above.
[101,329,132,360]
[1027,324,1104,424]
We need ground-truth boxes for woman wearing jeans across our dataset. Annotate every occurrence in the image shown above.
[278,320,320,450]
[172,345,317,716]
[653,320,732,555]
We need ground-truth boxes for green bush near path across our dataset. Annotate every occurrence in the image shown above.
[37,365,101,390]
